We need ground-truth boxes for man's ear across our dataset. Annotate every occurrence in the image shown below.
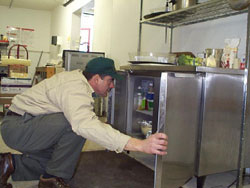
[92,74,100,84]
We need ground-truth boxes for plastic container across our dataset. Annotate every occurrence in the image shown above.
[146,82,154,111]
[135,86,143,110]
[128,52,176,64]
[140,120,152,136]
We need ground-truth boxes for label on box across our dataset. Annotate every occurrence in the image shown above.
[0,85,31,94]
[1,77,32,86]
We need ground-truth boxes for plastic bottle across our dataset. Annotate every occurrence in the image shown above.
[147,82,154,111]
[141,94,146,110]
[240,56,246,70]
[148,82,153,92]
[137,93,143,110]
[135,86,143,110]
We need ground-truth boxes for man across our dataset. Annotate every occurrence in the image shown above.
[0,57,168,188]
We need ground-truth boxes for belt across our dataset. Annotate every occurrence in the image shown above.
[6,110,21,116]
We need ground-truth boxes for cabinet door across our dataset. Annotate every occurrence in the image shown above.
[155,72,202,188]
[198,73,243,176]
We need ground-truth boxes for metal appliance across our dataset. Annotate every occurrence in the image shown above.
[110,64,244,188]
[62,50,105,71]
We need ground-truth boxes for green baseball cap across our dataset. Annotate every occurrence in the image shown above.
[85,57,122,80]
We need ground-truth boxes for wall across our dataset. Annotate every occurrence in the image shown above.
[110,0,141,66]
[92,0,248,68]
[50,0,92,60]
[93,0,169,68]
[92,0,113,60]
[172,14,247,58]
[71,13,81,50]
[50,6,72,60]
[0,6,51,78]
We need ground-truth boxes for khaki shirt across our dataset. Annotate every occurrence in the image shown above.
[9,70,131,153]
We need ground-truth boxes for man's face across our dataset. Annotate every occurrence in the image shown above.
[95,75,115,97]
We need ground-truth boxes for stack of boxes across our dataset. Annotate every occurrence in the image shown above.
[0,43,32,94]
[0,64,32,94]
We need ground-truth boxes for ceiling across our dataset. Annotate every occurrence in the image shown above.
[0,0,67,11]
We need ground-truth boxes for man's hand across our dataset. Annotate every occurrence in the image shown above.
[124,133,168,155]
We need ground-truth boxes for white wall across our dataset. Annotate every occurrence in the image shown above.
[92,0,248,68]
[50,6,72,60]
[172,14,247,58]
[71,13,81,50]
[0,6,51,78]
[110,0,141,66]
[93,0,142,68]
[93,0,169,68]
[50,0,92,60]
[92,0,113,58]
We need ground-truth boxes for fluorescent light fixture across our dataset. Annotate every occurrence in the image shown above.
[63,0,74,7]
[9,0,14,8]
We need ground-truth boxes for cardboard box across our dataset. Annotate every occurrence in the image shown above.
[0,86,30,94]
[8,64,28,78]
[0,77,32,94]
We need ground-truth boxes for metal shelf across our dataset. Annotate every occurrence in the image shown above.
[141,0,248,28]
[136,109,153,116]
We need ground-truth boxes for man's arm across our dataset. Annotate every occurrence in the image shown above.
[124,133,168,155]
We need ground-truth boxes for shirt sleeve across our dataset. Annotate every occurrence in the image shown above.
[48,80,131,153]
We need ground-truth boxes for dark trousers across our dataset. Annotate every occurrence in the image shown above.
[0,112,86,181]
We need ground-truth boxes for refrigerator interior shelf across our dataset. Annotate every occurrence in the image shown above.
[129,132,145,139]
[136,109,153,116]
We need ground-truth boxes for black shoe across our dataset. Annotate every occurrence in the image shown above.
[0,153,14,188]
[38,175,70,188]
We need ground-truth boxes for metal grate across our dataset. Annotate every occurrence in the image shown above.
[141,0,248,28]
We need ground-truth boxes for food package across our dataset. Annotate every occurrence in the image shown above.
[206,56,217,67]
[177,54,203,66]
[221,38,240,68]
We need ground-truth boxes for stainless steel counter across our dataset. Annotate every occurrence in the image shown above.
[120,64,244,75]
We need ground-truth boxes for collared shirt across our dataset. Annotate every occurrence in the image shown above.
[9,69,131,153]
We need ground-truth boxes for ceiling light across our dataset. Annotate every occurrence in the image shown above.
[63,0,74,7]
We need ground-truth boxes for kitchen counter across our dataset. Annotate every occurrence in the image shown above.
[120,64,244,75]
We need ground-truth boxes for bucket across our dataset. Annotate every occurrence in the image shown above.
[172,0,197,11]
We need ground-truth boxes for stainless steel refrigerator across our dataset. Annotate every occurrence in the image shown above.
[62,50,105,71]
[109,65,244,188]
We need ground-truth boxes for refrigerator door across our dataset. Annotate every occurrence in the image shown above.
[155,72,202,188]
[197,73,243,175]
[110,71,129,134]
[112,72,161,169]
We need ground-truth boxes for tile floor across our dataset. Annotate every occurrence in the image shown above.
[1,115,250,188]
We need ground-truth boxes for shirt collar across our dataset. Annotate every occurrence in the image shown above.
[92,92,97,98]
[81,72,95,96]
